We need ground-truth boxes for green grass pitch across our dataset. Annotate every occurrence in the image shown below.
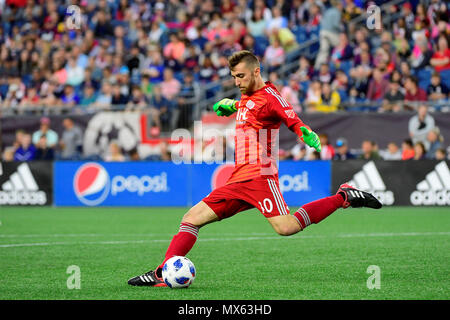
[0,206,449,300]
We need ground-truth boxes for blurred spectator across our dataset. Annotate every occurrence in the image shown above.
[331,70,349,96]
[404,76,428,109]
[163,33,186,71]
[128,147,141,161]
[367,68,389,102]
[159,141,172,162]
[2,147,15,162]
[263,37,285,73]
[425,127,444,159]
[401,138,415,160]
[319,133,335,160]
[280,76,301,113]
[410,36,433,72]
[104,141,125,162]
[59,118,83,160]
[61,85,80,107]
[32,117,58,148]
[142,49,165,84]
[316,82,340,113]
[126,86,148,111]
[330,32,353,69]
[290,143,306,161]
[271,27,299,54]
[177,72,200,130]
[435,148,446,161]
[111,84,129,108]
[307,151,321,161]
[93,82,113,108]
[314,63,334,84]
[150,84,171,131]
[3,79,26,108]
[160,68,181,106]
[359,140,381,160]
[66,58,85,87]
[35,136,55,161]
[293,56,314,83]
[408,104,435,147]
[305,80,322,110]
[247,7,267,38]
[382,78,405,112]
[427,72,449,102]
[14,132,36,161]
[315,0,343,69]
[413,142,427,160]
[342,0,362,22]
[430,34,450,73]
[19,87,41,108]
[382,142,402,160]
[266,6,288,34]
[198,55,217,83]
[333,137,356,160]
[80,85,98,107]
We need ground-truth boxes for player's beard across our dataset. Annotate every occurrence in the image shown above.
[241,74,256,95]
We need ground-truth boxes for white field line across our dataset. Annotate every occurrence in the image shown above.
[0,232,273,238]
[0,232,449,248]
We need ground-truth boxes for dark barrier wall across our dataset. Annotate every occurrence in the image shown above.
[2,112,450,154]
[0,161,53,205]
[332,160,450,206]
[279,113,450,151]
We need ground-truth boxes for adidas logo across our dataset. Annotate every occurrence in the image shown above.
[0,163,47,205]
[410,161,450,206]
[347,161,394,205]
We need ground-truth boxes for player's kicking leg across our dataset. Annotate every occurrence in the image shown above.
[267,183,382,236]
[127,201,218,287]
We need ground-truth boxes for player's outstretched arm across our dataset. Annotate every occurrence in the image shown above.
[299,126,322,153]
[213,98,238,117]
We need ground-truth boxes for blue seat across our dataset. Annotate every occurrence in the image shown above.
[439,69,450,89]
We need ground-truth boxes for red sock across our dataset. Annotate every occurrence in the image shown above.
[293,194,344,229]
[158,222,199,270]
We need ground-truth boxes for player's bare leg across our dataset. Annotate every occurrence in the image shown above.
[181,201,219,227]
[267,215,302,236]
[128,201,217,286]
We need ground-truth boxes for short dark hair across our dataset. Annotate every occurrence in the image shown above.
[228,50,260,70]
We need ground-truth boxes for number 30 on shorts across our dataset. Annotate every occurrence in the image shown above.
[258,198,273,214]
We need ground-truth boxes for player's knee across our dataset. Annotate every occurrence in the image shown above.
[181,209,201,226]
[274,224,297,236]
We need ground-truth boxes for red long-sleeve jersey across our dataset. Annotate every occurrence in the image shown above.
[227,81,308,185]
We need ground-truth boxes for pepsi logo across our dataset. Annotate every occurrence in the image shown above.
[211,164,234,190]
[73,163,110,206]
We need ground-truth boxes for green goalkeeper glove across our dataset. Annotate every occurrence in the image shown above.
[300,126,322,153]
[213,98,237,117]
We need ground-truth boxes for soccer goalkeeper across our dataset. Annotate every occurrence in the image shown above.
[128,50,381,287]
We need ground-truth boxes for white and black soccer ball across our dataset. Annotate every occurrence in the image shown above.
[162,256,196,288]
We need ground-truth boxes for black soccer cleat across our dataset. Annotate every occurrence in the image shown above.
[127,268,167,287]
[337,183,382,209]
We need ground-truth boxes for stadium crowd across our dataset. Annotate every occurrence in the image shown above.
[0,0,449,161]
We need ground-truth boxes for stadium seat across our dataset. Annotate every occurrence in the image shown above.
[440,69,450,89]
[416,68,432,90]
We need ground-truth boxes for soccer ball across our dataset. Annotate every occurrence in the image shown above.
[162,256,196,288]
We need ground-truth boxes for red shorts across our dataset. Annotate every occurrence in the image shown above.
[202,177,290,220]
